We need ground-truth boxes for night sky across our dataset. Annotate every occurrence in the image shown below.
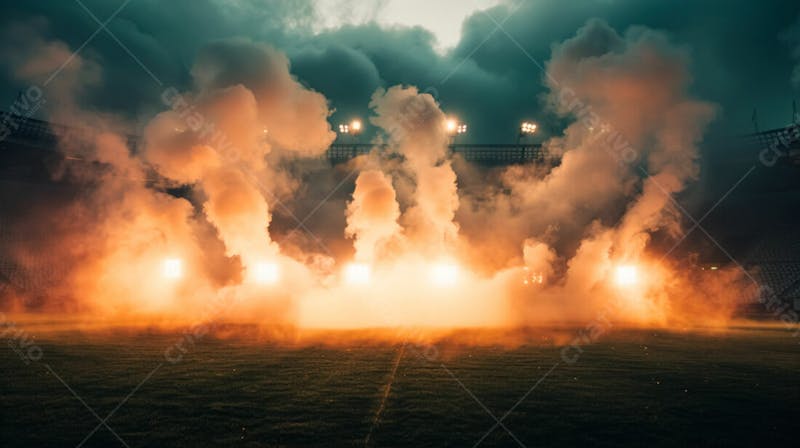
[1,0,798,142]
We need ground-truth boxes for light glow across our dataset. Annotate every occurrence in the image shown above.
[445,118,467,135]
[344,263,371,285]
[350,119,362,133]
[445,118,458,133]
[162,258,183,279]
[614,265,639,287]
[522,267,544,285]
[520,121,538,134]
[252,262,279,285]
[429,262,460,286]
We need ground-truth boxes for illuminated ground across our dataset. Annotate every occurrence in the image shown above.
[1,327,798,447]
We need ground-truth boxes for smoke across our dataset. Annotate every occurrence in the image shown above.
[549,20,715,256]
[369,86,460,255]
[454,19,736,326]
[0,18,109,132]
[0,34,336,323]
[531,20,730,323]
[191,38,335,156]
[144,40,339,286]
[459,20,714,264]
[345,169,402,262]
[523,239,557,282]
[0,19,748,335]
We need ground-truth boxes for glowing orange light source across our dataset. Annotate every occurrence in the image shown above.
[430,263,460,286]
[252,262,279,285]
[350,119,362,133]
[344,263,371,285]
[522,267,544,285]
[162,258,183,279]
[614,265,639,287]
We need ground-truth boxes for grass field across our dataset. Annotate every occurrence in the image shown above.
[1,326,798,447]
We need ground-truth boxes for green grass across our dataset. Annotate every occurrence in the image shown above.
[1,328,798,447]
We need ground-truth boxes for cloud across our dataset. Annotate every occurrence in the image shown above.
[1,0,796,138]
[783,15,800,89]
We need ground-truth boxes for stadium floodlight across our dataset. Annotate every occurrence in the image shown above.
[445,118,459,134]
[522,266,544,286]
[338,124,350,134]
[350,119,362,134]
[520,121,538,135]
[445,118,467,143]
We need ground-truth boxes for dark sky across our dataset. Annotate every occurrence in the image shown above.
[0,0,799,143]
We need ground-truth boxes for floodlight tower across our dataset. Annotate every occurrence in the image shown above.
[338,119,364,143]
[518,121,538,143]
[446,117,467,144]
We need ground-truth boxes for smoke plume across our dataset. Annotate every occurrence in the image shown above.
[0,20,749,335]
[345,169,402,263]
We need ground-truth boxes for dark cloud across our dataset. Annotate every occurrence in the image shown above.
[292,43,382,115]
[0,0,798,140]
[784,16,800,89]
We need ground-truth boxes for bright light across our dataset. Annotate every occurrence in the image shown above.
[350,119,362,133]
[338,124,350,134]
[520,121,538,134]
[430,263,460,286]
[614,265,639,287]
[522,267,544,286]
[162,258,183,279]
[445,118,467,136]
[252,262,279,285]
[445,118,458,134]
[344,263,371,285]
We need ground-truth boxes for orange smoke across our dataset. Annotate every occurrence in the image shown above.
[346,169,402,262]
[0,21,749,337]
